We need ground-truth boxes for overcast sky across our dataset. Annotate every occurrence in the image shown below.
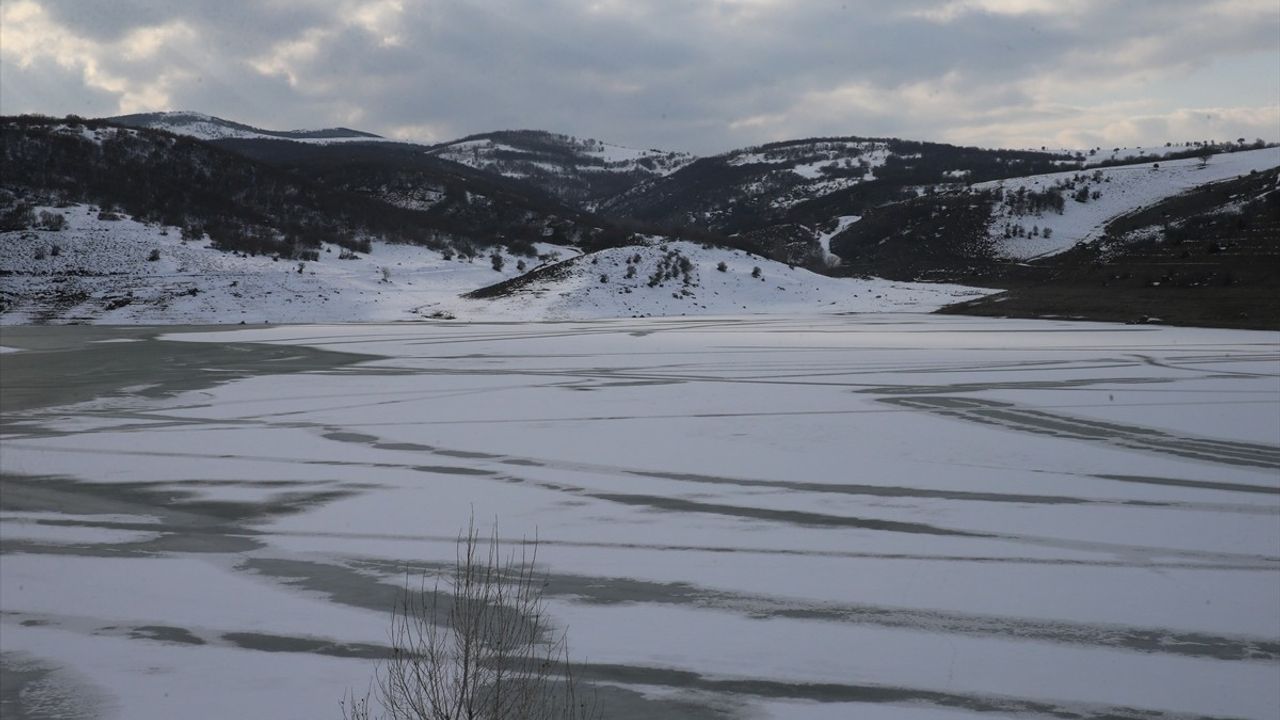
[2,0,1277,154]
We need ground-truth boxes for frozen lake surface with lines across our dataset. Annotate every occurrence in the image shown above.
[1,314,1278,719]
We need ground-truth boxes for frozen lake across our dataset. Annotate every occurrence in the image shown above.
[2,315,1278,719]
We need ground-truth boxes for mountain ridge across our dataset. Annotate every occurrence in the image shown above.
[108,111,385,142]
[3,110,1276,328]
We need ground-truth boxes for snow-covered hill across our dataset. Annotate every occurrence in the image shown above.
[108,111,388,144]
[0,205,574,324]
[465,241,988,320]
[427,131,694,204]
[0,206,988,325]
[600,137,1078,238]
[978,147,1280,259]
[602,138,902,227]
[433,133,691,176]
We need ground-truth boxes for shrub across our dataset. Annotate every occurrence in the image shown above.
[491,252,505,272]
[38,211,66,231]
[343,519,599,720]
[147,249,161,262]
[717,261,728,272]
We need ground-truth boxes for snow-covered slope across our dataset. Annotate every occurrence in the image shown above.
[465,241,989,320]
[0,205,576,324]
[979,147,1280,259]
[0,206,988,325]
[718,139,896,211]
[107,111,388,144]
[1084,143,1268,164]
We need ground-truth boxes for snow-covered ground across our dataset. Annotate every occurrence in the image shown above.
[1,316,1277,719]
[0,205,577,324]
[474,241,985,319]
[978,146,1280,259]
[0,205,988,324]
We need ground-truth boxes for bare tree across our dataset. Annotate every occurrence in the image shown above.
[344,519,598,720]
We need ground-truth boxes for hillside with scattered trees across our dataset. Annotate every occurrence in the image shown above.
[0,116,626,260]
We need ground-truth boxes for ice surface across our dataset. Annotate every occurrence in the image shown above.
[2,315,1277,719]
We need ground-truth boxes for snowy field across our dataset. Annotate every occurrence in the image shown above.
[1,315,1278,719]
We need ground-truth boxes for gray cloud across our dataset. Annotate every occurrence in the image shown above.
[2,0,1276,152]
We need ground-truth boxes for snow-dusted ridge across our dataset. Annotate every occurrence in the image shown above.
[429,132,693,178]
[423,130,697,204]
[107,111,392,145]
[0,205,989,325]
